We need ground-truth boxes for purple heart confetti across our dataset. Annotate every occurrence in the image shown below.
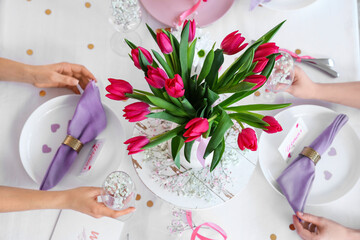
[328,147,337,156]
[324,170,333,180]
[42,144,52,153]
[51,123,60,133]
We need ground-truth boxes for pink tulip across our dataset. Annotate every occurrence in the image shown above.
[156,32,173,54]
[145,66,167,89]
[165,74,185,98]
[124,136,150,155]
[123,102,151,122]
[237,128,257,151]
[252,57,269,73]
[254,42,281,60]
[221,30,248,55]
[243,75,267,90]
[131,47,153,69]
[262,116,283,134]
[105,78,133,101]
[183,118,209,142]
[183,19,196,42]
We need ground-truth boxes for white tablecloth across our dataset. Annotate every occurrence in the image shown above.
[0,0,359,239]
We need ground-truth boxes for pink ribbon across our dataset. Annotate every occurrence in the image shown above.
[196,137,210,167]
[279,48,314,62]
[186,211,227,240]
[178,0,207,26]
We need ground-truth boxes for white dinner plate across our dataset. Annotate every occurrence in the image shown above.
[19,95,125,189]
[262,0,317,11]
[259,105,360,205]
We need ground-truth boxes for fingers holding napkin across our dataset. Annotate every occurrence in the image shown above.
[40,81,107,190]
[276,114,348,213]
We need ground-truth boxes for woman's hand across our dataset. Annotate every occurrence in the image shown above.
[286,66,318,99]
[64,187,135,219]
[28,62,96,94]
[293,212,360,240]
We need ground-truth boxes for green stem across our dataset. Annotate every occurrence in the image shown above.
[208,114,218,122]
[134,89,154,95]
[239,121,245,129]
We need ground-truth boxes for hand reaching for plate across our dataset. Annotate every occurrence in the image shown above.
[293,211,360,240]
[0,58,96,94]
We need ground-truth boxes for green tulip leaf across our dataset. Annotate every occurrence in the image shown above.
[210,138,225,172]
[204,110,233,158]
[217,82,256,94]
[171,136,185,168]
[205,49,224,89]
[226,103,291,112]
[146,111,187,124]
[197,49,214,84]
[151,50,175,78]
[184,141,194,163]
[179,21,190,88]
[143,125,184,149]
[187,38,197,71]
[124,39,137,50]
[146,24,157,42]
[229,112,269,129]
[147,95,188,117]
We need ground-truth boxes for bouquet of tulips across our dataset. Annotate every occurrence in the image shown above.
[106,20,290,171]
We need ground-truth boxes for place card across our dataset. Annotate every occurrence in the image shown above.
[278,118,308,161]
[79,139,104,175]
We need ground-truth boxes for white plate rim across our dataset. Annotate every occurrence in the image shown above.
[19,94,125,188]
[258,104,360,205]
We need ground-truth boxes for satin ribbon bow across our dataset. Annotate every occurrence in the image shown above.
[178,0,207,26]
[186,211,227,240]
[279,48,314,62]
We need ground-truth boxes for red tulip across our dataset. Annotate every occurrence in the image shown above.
[105,78,133,101]
[183,118,209,142]
[131,47,153,69]
[243,75,267,90]
[156,32,173,54]
[221,30,248,55]
[183,19,196,42]
[124,136,150,155]
[165,74,185,98]
[252,57,269,73]
[254,42,281,60]
[237,128,257,151]
[145,66,167,89]
[123,102,151,122]
[262,116,283,133]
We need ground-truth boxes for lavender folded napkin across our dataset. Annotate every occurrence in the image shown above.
[40,81,106,190]
[276,114,348,213]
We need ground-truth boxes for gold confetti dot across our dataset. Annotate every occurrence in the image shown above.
[85,2,91,8]
[26,49,33,55]
[39,90,46,97]
[45,9,52,15]
[289,224,295,231]
[146,200,153,207]
[135,194,141,201]
[164,27,172,32]
[155,28,162,34]
[295,49,301,55]
[270,234,277,240]
[27,0,32,2]
[87,44,94,50]
[254,91,261,97]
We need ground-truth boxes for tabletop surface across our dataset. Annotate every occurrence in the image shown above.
[0,0,360,239]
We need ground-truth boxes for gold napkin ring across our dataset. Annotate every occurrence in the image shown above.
[63,135,83,153]
[301,147,321,165]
